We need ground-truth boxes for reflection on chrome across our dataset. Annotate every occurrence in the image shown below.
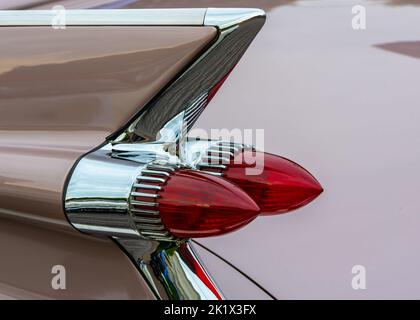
[64,8,265,300]
[116,239,222,300]
[112,8,266,143]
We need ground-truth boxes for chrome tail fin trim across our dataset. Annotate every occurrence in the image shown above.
[63,8,266,301]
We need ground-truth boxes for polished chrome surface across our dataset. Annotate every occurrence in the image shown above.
[65,148,146,238]
[184,139,250,176]
[63,8,266,300]
[65,139,251,239]
[65,147,179,239]
[129,163,177,241]
[0,9,206,26]
[205,8,266,30]
[116,239,223,300]
[112,8,266,143]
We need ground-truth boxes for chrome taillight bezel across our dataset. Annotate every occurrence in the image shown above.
[62,7,266,300]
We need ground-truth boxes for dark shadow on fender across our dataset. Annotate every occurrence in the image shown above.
[374,41,420,60]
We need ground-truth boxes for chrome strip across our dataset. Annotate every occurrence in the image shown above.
[73,223,140,237]
[116,239,223,300]
[129,163,175,241]
[62,8,266,300]
[205,8,265,30]
[113,8,266,143]
[0,9,206,26]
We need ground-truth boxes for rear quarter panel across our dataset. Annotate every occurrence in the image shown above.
[193,0,420,299]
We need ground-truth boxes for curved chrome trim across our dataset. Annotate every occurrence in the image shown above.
[63,8,266,300]
[0,8,265,28]
[65,148,146,238]
[129,163,177,241]
[113,8,266,143]
[205,8,266,30]
[0,9,206,26]
[116,239,223,300]
[65,147,181,240]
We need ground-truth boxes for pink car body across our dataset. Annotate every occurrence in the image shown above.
[1,0,419,299]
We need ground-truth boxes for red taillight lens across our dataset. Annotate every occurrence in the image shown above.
[221,150,323,215]
[158,169,260,238]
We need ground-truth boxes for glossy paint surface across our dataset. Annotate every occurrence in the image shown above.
[0,131,107,227]
[0,217,155,299]
[0,0,47,9]
[0,26,216,224]
[191,0,420,299]
[3,0,419,299]
[0,26,215,133]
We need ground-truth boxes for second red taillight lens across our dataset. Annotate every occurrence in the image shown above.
[158,170,260,238]
[220,150,323,215]
[132,149,322,239]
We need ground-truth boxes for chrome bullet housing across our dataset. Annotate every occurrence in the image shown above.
[62,7,266,300]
